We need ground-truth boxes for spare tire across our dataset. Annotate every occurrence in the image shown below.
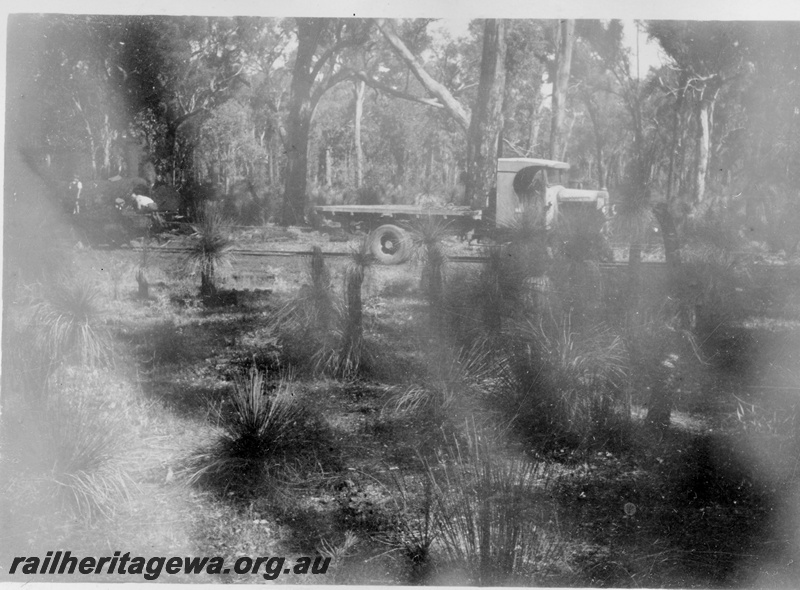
[370,224,410,265]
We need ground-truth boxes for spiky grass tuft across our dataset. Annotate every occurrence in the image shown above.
[278,246,338,336]
[409,216,451,313]
[28,279,111,373]
[490,316,630,451]
[339,236,375,377]
[609,196,655,247]
[425,424,564,585]
[277,241,377,379]
[390,341,493,434]
[40,394,135,520]
[184,205,235,299]
[187,367,338,495]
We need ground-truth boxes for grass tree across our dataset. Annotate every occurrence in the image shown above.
[609,195,655,327]
[549,207,609,324]
[28,279,110,385]
[187,367,337,495]
[136,236,150,299]
[425,424,563,585]
[488,315,630,451]
[186,205,235,299]
[340,236,375,376]
[306,245,336,332]
[410,216,450,318]
[44,394,135,519]
[477,207,548,339]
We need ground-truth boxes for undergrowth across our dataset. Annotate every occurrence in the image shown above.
[424,424,565,585]
[186,367,340,497]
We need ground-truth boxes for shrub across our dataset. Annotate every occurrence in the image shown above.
[446,207,551,345]
[389,341,492,436]
[136,236,150,299]
[425,425,564,585]
[409,216,450,315]
[278,246,337,336]
[549,207,610,323]
[489,316,630,451]
[442,247,530,346]
[184,204,235,299]
[623,311,702,428]
[276,247,338,375]
[3,391,136,521]
[28,279,111,375]
[384,472,437,584]
[45,395,135,519]
[187,368,339,495]
[674,204,754,333]
[277,239,379,379]
[337,236,375,377]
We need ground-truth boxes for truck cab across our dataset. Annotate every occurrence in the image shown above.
[494,158,608,228]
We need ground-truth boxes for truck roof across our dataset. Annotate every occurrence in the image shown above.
[497,158,570,172]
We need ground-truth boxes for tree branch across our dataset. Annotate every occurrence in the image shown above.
[310,67,352,111]
[309,22,372,84]
[374,18,470,131]
[346,68,446,109]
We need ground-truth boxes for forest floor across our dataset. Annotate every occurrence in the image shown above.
[4,224,800,587]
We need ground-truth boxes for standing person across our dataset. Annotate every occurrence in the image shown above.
[68,175,83,214]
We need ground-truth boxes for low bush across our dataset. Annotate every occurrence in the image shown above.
[12,279,113,398]
[408,216,450,315]
[276,246,339,361]
[277,239,377,379]
[389,341,493,437]
[184,204,236,299]
[46,395,136,520]
[29,278,111,370]
[186,367,340,496]
[489,316,630,452]
[3,390,135,522]
[442,247,532,346]
[424,425,565,585]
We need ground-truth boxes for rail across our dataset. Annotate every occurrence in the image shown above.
[132,245,672,266]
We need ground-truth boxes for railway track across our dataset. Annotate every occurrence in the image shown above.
[131,244,673,267]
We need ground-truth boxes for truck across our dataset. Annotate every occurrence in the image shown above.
[314,158,610,264]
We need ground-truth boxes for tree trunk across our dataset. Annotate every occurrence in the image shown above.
[695,99,711,203]
[325,146,332,187]
[201,261,216,298]
[136,267,149,299]
[626,243,642,327]
[549,19,575,161]
[560,110,579,162]
[465,19,507,209]
[666,76,687,202]
[281,19,326,226]
[582,94,606,188]
[353,79,365,189]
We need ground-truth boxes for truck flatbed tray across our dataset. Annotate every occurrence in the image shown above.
[315,204,479,218]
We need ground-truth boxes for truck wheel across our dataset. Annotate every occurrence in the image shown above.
[370,224,409,265]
